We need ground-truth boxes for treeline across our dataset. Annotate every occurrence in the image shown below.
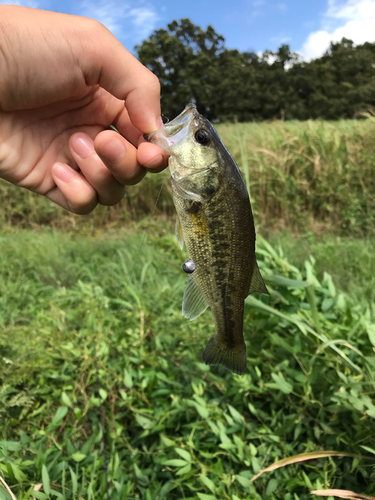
[136,19,375,122]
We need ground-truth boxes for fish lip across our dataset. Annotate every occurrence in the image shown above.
[143,103,198,145]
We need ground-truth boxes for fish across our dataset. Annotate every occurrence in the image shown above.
[144,104,268,375]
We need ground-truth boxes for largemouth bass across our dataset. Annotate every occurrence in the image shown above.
[145,104,267,375]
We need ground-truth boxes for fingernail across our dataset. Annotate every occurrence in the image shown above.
[101,138,126,162]
[143,154,163,169]
[54,164,75,183]
[71,135,94,159]
[157,117,163,129]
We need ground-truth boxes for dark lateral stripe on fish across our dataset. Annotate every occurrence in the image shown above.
[206,203,244,347]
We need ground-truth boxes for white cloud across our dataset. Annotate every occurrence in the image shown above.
[79,0,125,35]
[270,36,292,44]
[0,0,40,7]
[257,51,277,64]
[249,0,266,19]
[128,7,160,39]
[2,0,160,48]
[252,0,266,7]
[247,0,286,24]
[78,0,160,43]
[301,0,375,60]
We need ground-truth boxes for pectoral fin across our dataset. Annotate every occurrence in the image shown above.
[175,215,184,250]
[182,274,209,321]
[248,262,269,295]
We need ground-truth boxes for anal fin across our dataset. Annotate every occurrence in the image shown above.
[248,262,269,295]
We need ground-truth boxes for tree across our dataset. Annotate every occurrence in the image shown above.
[136,19,225,120]
[136,20,375,122]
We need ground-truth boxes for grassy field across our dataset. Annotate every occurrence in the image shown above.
[1,119,375,236]
[1,225,375,499]
[1,118,375,499]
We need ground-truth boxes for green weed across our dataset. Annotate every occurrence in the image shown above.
[1,228,375,499]
[267,233,375,306]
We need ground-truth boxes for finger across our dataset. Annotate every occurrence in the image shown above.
[109,108,169,171]
[69,133,126,205]
[137,142,169,173]
[49,162,97,214]
[94,130,147,185]
[82,23,162,133]
[111,105,145,148]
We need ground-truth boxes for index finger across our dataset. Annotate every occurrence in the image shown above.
[81,21,161,134]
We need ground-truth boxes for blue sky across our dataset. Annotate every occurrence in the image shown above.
[3,0,375,59]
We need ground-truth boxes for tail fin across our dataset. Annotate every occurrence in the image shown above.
[203,335,247,375]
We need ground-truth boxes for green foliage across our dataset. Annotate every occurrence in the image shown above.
[137,19,375,122]
[267,233,375,305]
[1,118,375,236]
[1,228,375,498]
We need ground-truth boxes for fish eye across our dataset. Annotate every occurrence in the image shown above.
[195,129,210,145]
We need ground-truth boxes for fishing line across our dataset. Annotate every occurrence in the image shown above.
[127,109,170,284]
[94,346,110,500]
[88,125,167,499]
[107,122,168,285]
[127,181,164,284]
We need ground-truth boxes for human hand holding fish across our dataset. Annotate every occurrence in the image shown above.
[145,104,268,376]
[0,5,168,214]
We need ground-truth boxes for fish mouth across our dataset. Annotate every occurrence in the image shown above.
[144,103,198,152]
[163,103,197,137]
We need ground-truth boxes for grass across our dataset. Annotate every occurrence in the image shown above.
[1,117,375,498]
[267,233,375,306]
[1,226,375,499]
[1,118,375,236]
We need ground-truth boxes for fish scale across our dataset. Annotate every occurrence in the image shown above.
[145,104,268,375]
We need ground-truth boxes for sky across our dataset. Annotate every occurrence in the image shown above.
[2,0,375,60]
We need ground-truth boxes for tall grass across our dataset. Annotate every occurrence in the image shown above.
[1,119,375,235]
[219,119,375,236]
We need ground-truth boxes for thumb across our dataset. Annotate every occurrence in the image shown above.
[81,23,161,134]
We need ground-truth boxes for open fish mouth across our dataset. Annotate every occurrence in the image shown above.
[163,103,198,137]
[144,103,198,153]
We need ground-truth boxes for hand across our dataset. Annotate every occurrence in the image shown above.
[0,6,168,214]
